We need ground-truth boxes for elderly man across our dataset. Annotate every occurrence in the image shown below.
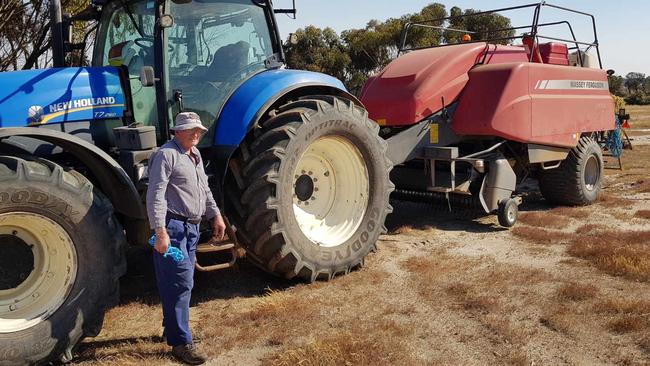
[146,111,226,365]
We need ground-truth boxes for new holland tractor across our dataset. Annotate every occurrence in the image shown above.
[0,0,392,363]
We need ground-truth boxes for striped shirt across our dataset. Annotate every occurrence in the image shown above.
[146,139,220,229]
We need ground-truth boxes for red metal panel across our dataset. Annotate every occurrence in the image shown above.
[360,43,486,126]
[483,45,529,64]
[539,43,569,65]
[453,63,614,147]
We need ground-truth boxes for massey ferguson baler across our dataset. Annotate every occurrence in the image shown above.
[361,2,615,226]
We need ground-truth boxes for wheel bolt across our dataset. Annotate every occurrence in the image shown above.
[313,178,318,182]
[324,171,330,177]
[314,188,319,192]
[310,197,316,201]
[308,171,313,175]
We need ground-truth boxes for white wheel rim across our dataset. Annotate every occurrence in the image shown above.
[292,136,369,248]
[0,212,77,333]
[584,155,600,191]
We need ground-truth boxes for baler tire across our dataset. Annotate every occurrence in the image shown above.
[226,96,393,282]
[539,136,603,206]
[497,198,518,228]
[0,156,127,365]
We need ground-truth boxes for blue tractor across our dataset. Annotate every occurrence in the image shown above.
[0,0,392,363]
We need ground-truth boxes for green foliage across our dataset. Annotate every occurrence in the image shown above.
[625,72,646,94]
[625,92,650,106]
[608,74,625,96]
[283,26,350,82]
[284,2,516,95]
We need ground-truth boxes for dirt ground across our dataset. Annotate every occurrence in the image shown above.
[73,106,650,366]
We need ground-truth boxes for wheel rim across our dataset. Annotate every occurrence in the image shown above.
[292,136,369,248]
[0,212,77,333]
[507,206,516,223]
[584,155,600,191]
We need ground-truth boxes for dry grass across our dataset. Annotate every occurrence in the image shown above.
[549,206,590,219]
[627,105,650,129]
[574,224,609,235]
[511,226,573,245]
[635,210,650,219]
[594,298,650,334]
[556,282,598,301]
[597,192,636,208]
[390,224,437,235]
[567,230,650,281]
[261,323,421,366]
[518,211,570,229]
[539,304,581,334]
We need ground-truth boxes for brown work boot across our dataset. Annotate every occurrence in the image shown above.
[171,343,207,365]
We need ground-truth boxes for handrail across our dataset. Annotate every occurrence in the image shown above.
[397,2,602,68]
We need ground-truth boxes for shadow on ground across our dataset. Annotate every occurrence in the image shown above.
[119,246,296,307]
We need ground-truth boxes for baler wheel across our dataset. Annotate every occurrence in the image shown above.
[497,198,518,228]
[539,136,603,205]
[0,156,126,364]
[225,96,393,282]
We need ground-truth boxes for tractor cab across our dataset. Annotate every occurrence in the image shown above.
[92,0,283,145]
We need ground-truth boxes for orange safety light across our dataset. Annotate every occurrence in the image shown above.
[462,34,472,42]
[622,120,630,129]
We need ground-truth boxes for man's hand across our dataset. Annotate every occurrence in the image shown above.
[212,214,226,241]
[154,227,170,254]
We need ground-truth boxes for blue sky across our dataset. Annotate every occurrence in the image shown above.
[274,0,650,76]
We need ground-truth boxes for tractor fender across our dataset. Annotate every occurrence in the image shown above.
[213,69,359,146]
[0,127,144,219]
[208,69,360,209]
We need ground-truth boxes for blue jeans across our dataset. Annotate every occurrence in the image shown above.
[153,218,199,346]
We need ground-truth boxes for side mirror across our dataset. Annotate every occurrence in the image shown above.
[606,69,615,76]
[139,66,155,87]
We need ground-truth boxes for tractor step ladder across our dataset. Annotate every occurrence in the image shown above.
[194,218,239,272]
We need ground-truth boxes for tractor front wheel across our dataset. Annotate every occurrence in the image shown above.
[226,96,393,281]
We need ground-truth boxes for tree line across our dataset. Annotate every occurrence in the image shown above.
[608,73,650,105]
[283,3,513,95]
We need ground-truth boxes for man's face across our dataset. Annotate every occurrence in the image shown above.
[175,128,205,150]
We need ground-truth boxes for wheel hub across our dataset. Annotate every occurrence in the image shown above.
[0,212,77,333]
[584,155,600,191]
[294,174,315,201]
[0,235,34,291]
[292,136,369,248]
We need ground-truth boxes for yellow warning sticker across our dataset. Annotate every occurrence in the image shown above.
[429,123,439,144]
[376,118,387,126]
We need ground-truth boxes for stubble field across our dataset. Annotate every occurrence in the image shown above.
[73,105,650,366]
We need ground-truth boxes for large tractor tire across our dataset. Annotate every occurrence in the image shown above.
[226,96,393,281]
[0,156,127,365]
[539,136,604,205]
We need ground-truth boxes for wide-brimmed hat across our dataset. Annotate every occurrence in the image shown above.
[171,112,208,132]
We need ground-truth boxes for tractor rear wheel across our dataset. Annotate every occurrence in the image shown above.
[226,96,393,281]
[0,156,127,365]
[539,136,604,205]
